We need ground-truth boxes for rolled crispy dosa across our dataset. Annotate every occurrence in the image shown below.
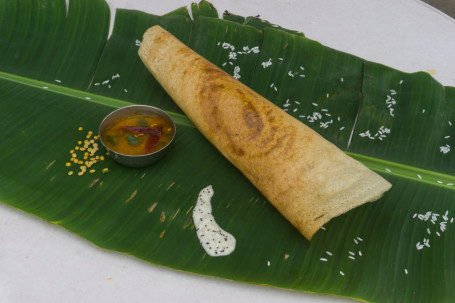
[139,25,391,240]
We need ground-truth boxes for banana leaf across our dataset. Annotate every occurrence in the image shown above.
[1,0,455,302]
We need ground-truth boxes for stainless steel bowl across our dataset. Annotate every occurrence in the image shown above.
[98,105,176,168]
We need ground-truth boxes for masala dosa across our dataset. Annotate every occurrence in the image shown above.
[138,25,391,240]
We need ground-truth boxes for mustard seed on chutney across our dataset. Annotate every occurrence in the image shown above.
[101,114,174,155]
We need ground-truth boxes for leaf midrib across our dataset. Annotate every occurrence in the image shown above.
[2,70,455,190]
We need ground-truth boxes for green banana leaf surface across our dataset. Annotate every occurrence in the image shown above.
[1,0,455,302]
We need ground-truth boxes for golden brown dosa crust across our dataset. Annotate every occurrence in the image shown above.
[139,26,391,240]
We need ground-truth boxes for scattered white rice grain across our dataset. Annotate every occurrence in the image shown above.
[423,238,430,247]
[440,222,447,232]
[299,66,305,70]
[417,174,422,179]
[221,42,235,51]
[267,261,271,266]
[43,86,48,89]
[55,79,61,83]
[326,251,332,256]
[228,62,234,65]
[94,83,100,86]
[270,83,274,88]
[413,213,417,218]
[399,80,403,85]
[385,168,391,173]
[441,144,452,154]
[312,103,318,107]
[278,57,283,61]
[233,66,241,80]
[422,109,426,113]
[354,239,359,245]
[124,89,128,93]
[348,256,356,260]
[321,109,328,112]
[445,136,450,139]
[84,97,91,100]
[261,58,272,68]
[294,100,300,104]
[293,108,298,112]
[273,86,277,92]
[320,226,326,230]
[356,237,363,242]
[341,77,344,82]
[339,127,345,131]
[320,258,328,262]
[437,180,443,184]
[339,271,345,276]
[358,251,362,256]
[222,62,227,66]
[404,268,408,275]
[228,51,237,60]
[427,228,431,235]
[102,80,109,85]
[348,251,355,256]
[436,231,441,237]
[299,74,306,78]
[326,93,329,98]
[390,89,397,95]
[451,218,454,223]
[449,121,452,126]
[288,71,294,77]
[250,46,260,53]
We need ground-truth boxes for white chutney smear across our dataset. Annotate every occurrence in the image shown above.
[193,185,236,256]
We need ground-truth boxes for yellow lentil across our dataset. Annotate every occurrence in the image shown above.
[68,128,107,177]
[102,168,109,174]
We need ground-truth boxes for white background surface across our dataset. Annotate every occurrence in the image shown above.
[1,1,455,302]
